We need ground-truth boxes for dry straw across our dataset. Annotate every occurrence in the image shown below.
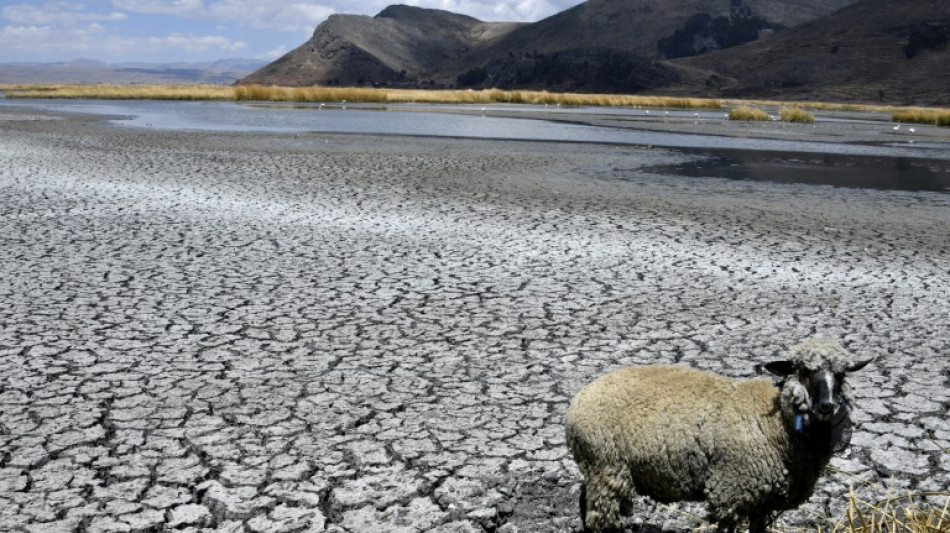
[2,84,234,100]
[5,83,722,109]
[892,108,950,127]
[780,107,816,123]
[729,106,771,121]
[7,84,950,126]
[797,442,950,533]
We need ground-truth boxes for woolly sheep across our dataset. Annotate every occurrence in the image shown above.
[564,338,871,533]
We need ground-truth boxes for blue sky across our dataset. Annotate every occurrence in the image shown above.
[0,0,584,64]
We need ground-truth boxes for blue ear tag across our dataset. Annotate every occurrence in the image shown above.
[795,414,804,432]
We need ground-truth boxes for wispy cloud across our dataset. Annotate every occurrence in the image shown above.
[110,0,205,17]
[401,0,578,21]
[205,2,336,32]
[112,0,336,32]
[3,1,127,25]
[0,23,245,61]
[261,44,290,60]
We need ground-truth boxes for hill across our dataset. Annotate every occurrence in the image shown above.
[241,0,852,88]
[240,0,950,104]
[673,0,950,104]
[240,5,523,86]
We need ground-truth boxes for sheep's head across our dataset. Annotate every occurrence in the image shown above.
[765,339,871,450]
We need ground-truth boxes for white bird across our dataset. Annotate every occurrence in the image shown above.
[893,123,901,131]
[909,127,917,133]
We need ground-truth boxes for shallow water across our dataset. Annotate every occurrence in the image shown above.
[646,149,950,193]
[4,98,949,193]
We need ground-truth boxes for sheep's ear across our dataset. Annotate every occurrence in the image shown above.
[764,360,796,377]
[847,358,873,372]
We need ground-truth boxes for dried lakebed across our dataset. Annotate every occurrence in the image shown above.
[0,108,948,532]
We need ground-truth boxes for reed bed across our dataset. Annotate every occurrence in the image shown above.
[729,105,771,121]
[892,108,950,127]
[6,83,722,109]
[3,83,235,100]
[236,84,723,108]
[10,84,950,127]
[780,107,816,123]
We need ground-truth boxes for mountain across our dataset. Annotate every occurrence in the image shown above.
[0,58,268,85]
[240,5,523,86]
[243,0,950,104]
[458,0,854,61]
[672,0,950,104]
[241,0,853,89]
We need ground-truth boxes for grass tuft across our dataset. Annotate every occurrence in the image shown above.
[9,84,950,127]
[3,84,234,100]
[3,83,723,109]
[729,106,771,121]
[780,107,816,123]
[892,108,950,127]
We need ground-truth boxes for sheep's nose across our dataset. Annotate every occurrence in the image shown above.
[816,401,834,416]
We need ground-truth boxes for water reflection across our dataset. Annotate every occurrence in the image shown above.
[645,149,950,193]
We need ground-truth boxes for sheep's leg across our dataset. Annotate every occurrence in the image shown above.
[580,482,588,527]
[581,464,630,533]
[748,515,769,533]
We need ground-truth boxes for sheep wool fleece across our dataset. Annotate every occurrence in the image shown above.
[566,365,817,530]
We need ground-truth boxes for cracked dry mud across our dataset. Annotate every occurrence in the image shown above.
[1,109,948,532]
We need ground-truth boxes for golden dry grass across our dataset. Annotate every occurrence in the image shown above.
[8,84,950,127]
[793,444,950,533]
[729,105,771,121]
[892,108,950,127]
[5,83,722,109]
[3,84,234,100]
[234,84,723,108]
[780,107,816,123]
[833,489,950,533]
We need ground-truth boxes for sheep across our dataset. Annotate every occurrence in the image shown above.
[564,338,871,533]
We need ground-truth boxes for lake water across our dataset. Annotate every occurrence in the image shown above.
[4,98,949,193]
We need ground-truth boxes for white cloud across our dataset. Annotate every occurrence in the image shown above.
[400,0,578,21]
[261,44,289,60]
[148,33,246,52]
[109,0,334,32]
[3,1,127,25]
[110,0,205,17]
[205,1,335,32]
[0,22,245,60]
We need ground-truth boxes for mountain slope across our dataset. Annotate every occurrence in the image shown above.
[241,0,854,87]
[240,5,522,86]
[460,0,854,60]
[675,0,950,104]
